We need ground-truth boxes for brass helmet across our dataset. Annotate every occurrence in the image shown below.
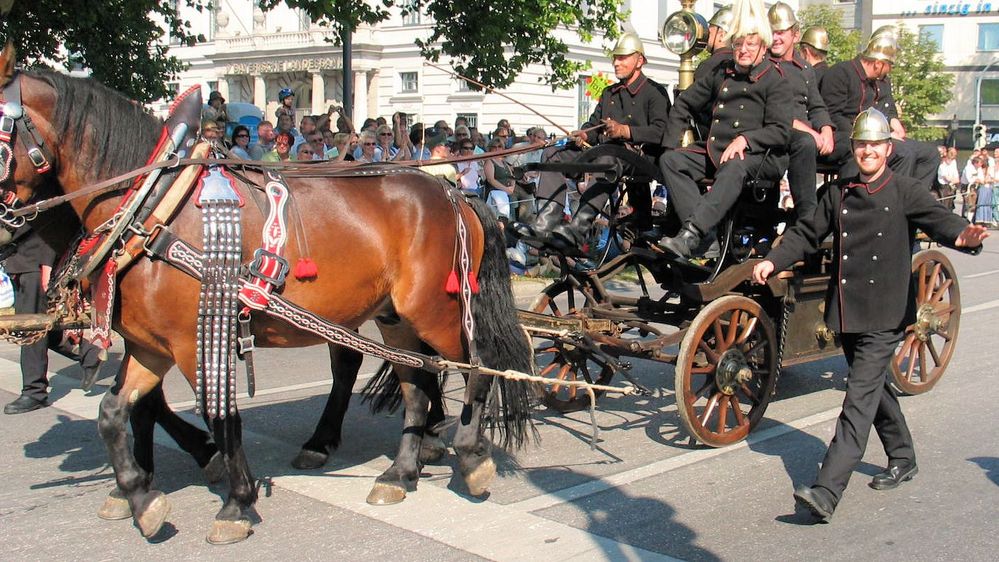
[612,32,645,57]
[708,5,735,32]
[800,26,830,53]
[768,1,798,32]
[862,33,898,64]
[851,108,891,142]
[871,24,898,41]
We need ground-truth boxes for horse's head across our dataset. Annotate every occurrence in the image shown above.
[0,43,58,234]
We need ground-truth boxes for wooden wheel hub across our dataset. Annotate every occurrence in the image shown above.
[716,349,752,396]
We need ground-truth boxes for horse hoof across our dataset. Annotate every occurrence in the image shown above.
[291,449,328,470]
[97,491,131,521]
[135,491,171,538]
[419,434,447,465]
[366,482,407,505]
[203,452,226,483]
[207,518,253,545]
[464,457,497,497]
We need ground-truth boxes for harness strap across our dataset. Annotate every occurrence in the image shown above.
[238,169,291,311]
[1,75,55,175]
[144,229,443,373]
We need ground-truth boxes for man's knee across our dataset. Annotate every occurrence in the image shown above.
[790,132,817,159]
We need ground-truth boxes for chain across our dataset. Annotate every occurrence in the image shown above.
[772,298,792,397]
[0,327,49,346]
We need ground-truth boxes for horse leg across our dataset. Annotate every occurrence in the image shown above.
[291,343,363,470]
[451,373,497,496]
[206,411,257,545]
[150,385,225,482]
[366,320,433,505]
[419,377,448,465]
[96,351,174,538]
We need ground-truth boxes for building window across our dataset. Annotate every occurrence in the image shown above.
[399,72,419,94]
[577,76,594,126]
[979,23,999,51]
[456,78,473,92]
[402,2,421,26]
[982,79,999,105]
[456,113,478,129]
[919,24,943,52]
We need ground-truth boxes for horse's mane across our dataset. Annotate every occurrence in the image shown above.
[30,70,164,181]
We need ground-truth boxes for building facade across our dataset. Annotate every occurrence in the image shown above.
[158,1,798,135]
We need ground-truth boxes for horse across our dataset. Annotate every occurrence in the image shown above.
[0,47,535,544]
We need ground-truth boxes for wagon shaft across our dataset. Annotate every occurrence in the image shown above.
[518,309,614,335]
[0,312,91,332]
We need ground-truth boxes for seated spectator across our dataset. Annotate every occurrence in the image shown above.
[201,119,223,143]
[248,120,276,160]
[484,137,515,219]
[295,142,318,161]
[422,139,458,183]
[375,124,404,161]
[455,140,483,196]
[305,130,326,160]
[325,132,356,161]
[355,131,379,163]
[229,125,252,159]
[408,123,432,161]
[262,131,294,162]
[454,125,484,155]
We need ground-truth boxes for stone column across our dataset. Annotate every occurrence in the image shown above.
[353,70,368,124]
[254,75,266,114]
[217,78,230,100]
[312,72,325,115]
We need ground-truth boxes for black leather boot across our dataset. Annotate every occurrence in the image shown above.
[511,198,565,243]
[550,185,611,250]
[657,223,702,259]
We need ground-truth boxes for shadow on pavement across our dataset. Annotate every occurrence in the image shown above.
[968,456,999,487]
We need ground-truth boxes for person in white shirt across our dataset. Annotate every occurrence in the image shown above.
[936,146,960,211]
[454,140,482,195]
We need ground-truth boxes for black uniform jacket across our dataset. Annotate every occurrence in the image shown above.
[580,72,671,155]
[820,56,891,135]
[812,61,829,87]
[665,58,792,167]
[771,51,833,131]
[766,171,976,333]
[3,224,58,275]
[692,47,734,140]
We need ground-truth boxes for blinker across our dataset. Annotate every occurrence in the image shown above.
[27,146,50,173]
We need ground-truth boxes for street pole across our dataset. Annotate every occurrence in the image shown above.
[342,28,353,127]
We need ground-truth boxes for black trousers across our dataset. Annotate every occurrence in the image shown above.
[13,270,101,401]
[787,130,818,224]
[660,148,786,234]
[814,329,915,502]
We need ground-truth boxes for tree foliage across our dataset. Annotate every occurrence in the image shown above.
[796,5,861,65]
[890,24,954,133]
[270,0,625,91]
[0,0,203,102]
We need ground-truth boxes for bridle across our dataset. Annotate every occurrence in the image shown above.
[0,72,56,229]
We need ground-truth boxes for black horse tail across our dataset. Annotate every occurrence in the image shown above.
[465,196,540,449]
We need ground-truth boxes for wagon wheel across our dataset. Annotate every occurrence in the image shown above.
[530,281,615,413]
[890,250,961,395]
[675,295,777,447]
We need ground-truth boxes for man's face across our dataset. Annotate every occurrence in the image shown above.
[612,52,643,82]
[277,114,292,132]
[258,124,275,143]
[732,34,766,70]
[853,139,892,177]
[308,133,324,152]
[301,117,316,135]
[947,147,957,160]
[770,27,798,59]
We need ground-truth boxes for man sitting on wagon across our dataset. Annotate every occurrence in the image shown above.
[657,0,792,259]
[510,32,670,252]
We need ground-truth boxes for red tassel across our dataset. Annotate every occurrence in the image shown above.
[468,270,480,294]
[293,258,318,280]
[445,270,460,294]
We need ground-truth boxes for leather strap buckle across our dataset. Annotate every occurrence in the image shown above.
[27,146,51,173]
[248,248,289,287]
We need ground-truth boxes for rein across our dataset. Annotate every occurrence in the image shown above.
[9,139,557,219]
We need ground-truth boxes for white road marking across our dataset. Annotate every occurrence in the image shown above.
[964,269,999,279]
[962,298,999,314]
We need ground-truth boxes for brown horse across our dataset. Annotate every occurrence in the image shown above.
[0,48,535,543]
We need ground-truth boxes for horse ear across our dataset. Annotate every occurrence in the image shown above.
[0,42,15,88]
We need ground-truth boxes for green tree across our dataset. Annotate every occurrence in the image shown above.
[891,24,954,141]
[0,0,203,102]
[796,5,861,65]
[270,0,625,91]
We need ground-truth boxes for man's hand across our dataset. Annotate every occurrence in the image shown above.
[570,129,589,148]
[720,135,748,163]
[752,260,775,285]
[602,118,631,140]
[818,126,835,156]
[890,117,906,140]
[955,224,990,248]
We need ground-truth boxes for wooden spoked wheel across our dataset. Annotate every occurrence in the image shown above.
[890,250,961,395]
[530,281,615,413]
[675,296,778,447]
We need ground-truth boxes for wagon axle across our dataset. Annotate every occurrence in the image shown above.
[716,348,753,396]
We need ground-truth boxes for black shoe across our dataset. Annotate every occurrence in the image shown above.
[870,460,918,490]
[657,224,702,259]
[793,485,836,523]
[4,394,48,415]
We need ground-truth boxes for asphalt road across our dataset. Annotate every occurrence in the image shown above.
[0,247,997,561]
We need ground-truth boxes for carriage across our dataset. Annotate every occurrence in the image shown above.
[514,159,961,447]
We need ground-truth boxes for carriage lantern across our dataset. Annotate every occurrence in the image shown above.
[660,0,708,146]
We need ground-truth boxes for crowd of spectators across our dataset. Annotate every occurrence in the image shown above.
[937,145,998,226]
